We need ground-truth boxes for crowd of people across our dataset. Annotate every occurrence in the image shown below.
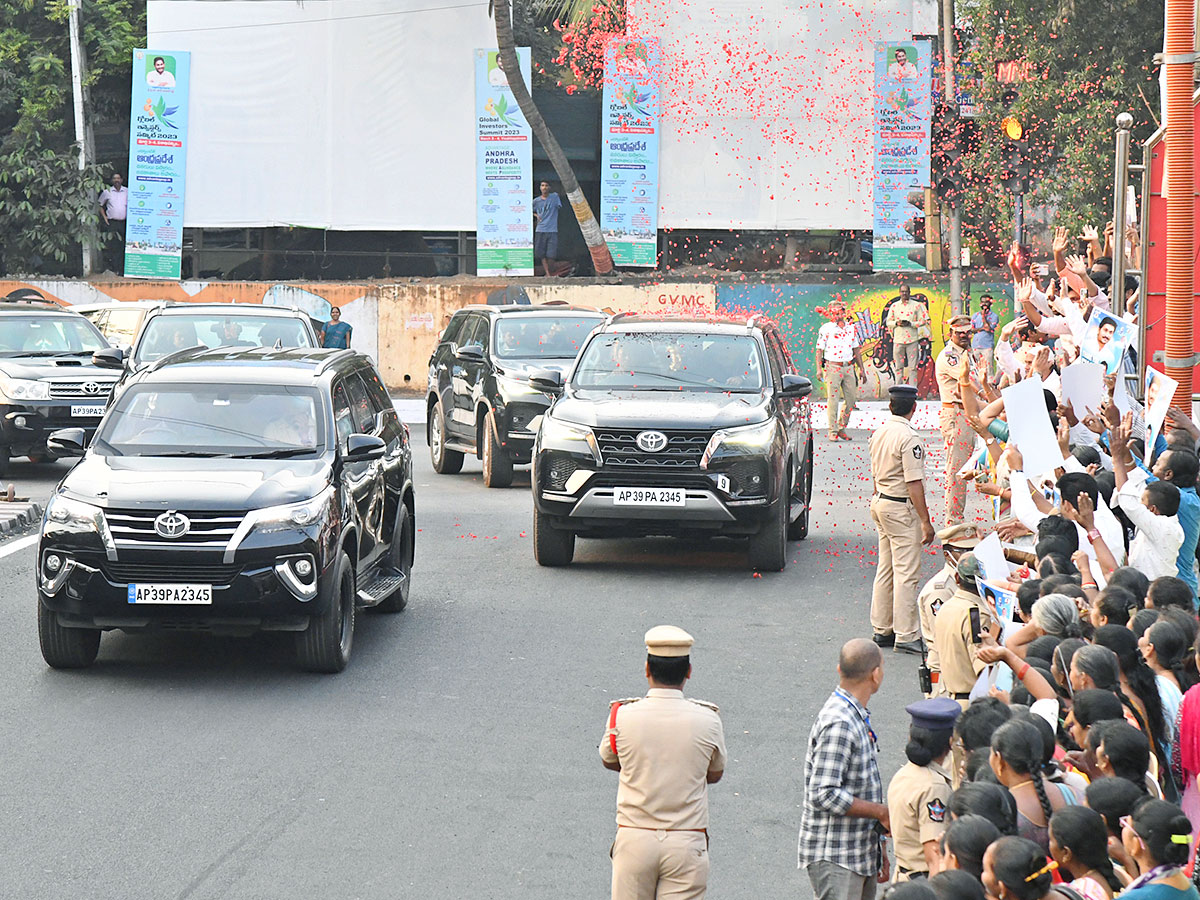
[802,223,1200,900]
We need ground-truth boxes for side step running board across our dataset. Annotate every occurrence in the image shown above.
[357,567,407,605]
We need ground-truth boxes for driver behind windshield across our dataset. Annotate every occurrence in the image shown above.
[264,403,317,446]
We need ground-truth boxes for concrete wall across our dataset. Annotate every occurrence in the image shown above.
[0,277,1013,399]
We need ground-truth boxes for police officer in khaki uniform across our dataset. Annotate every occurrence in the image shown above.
[869,385,935,655]
[886,698,960,882]
[885,286,930,387]
[931,553,995,710]
[918,524,983,697]
[600,626,727,900]
[934,316,975,527]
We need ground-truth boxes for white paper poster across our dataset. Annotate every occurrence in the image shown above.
[1144,366,1179,461]
[1002,375,1065,476]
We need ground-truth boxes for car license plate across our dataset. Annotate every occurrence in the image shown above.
[71,404,105,417]
[613,487,685,506]
[127,583,213,605]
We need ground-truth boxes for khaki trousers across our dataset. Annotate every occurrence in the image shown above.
[939,406,974,527]
[612,828,709,900]
[893,341,920,386]
[824,363,858,434]
[869,496,922,643]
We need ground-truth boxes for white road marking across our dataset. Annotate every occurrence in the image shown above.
[0,533,38,559]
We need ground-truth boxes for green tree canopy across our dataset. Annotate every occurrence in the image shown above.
[0,0,144,275]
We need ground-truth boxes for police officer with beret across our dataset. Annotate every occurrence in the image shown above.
[885,698,960,882]
[868,384,935,655]
[601,626,727,900]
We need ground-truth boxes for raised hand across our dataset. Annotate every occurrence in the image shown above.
[1079,224,1100,242]
[1052,226,1070,254]
[1064,253,1088,276]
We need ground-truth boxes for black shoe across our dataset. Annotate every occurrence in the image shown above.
[894,640,925,656]
[872,633,895,648]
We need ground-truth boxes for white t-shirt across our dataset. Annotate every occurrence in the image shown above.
[98,186,128,220]
[147,69,176,88]
[815,321,861,363]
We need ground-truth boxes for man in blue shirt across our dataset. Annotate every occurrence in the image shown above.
[532,181,564,276]
[1143,448,1199,603]
[969,294,999,371]
[321,307,352,349]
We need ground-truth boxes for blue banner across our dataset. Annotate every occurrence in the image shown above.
[475,48,533,276]
[125,49,190,280]
[601,38,660,267]
[871,40,932,272]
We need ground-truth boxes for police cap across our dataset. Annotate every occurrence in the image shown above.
[645,625,693,657]
[956,552,985,582]
[888,385,918,399]
[937,522,982,550]
[905,697,962,730]
[949,315,972,333]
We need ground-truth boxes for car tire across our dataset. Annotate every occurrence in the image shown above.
[295,550,356,673]
[481,410,514,488]
[38,598,100,669]
[748,481,788,572]
[787,447,813,541]
[374,503,412,613]
[429,400,464,475]
[533,505,575,567]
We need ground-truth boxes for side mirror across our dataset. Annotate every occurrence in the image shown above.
[47,427,87,457]
[529,368,564,394]
[455,343,485,363]
[92,347,127,369]
[345,433,385,462]
[780,374,813,398]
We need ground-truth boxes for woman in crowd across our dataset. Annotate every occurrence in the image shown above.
[937,814,1002,880]
[1070,644,1151,736]
[989,719,1072,853]
[1141,620,1193,736]
[930,869,986,900]
[1047,806,1123,899]
[981,835,1069,900]
[1118,798,1200,900]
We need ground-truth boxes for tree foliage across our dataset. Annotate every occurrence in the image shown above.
[959,0,1163,260]
[0,0,145,275]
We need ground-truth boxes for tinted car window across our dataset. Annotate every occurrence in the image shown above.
[494,315,603,359]
[104,308,145,347]
[441,313,468,346]
[97,383,323,456]
[359,366,393,414]
[135,314,313,363]
[455,316,483,349]
[0,315,108,355]
[333,383,355,445]
[573,332,765,392]
[344,373,375,433]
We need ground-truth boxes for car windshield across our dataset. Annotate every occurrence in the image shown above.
[0,315,108,356]
[134,313,313,364]
[95,384,325,458]
[493,315,603,359]
[573,332,766,391]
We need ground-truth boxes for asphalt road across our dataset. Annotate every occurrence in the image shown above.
[0,421,960,900]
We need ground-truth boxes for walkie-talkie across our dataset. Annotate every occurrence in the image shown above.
[918,645,933,695]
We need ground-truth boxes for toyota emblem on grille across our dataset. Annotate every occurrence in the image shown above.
[154,511,191,539]
[82,381,102,395]
[635,430,668,453]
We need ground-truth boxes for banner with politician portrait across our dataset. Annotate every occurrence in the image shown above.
[601,38,661,267]
[125,49,190,280]
[475,48,533,276]
[871,40,932,272]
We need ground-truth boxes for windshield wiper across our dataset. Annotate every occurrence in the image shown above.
[142,450,231,458]
[51,350,97,357]
[239,447,319,459]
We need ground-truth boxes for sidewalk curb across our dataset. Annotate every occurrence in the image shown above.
[0,501,42,536]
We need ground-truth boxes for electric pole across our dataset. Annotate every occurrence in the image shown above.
[941,0,963,313]
[67,0,97,276]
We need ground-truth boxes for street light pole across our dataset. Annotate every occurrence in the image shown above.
[67,0,96,276]
[1111,113,1133,317]
[941,0,963,313]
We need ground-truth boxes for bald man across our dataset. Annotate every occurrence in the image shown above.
[798,639,890,899]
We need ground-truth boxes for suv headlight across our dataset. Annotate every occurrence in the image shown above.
[245,486,334,536]
[496,373,545,400]
[43,494,117,556]
[539,416,600,462]
[701,420,777,467]
[0,377,50,401]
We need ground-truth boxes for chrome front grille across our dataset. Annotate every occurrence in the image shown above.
[103,509,245,547]
[48,379,117,399]
[595,428,714,468]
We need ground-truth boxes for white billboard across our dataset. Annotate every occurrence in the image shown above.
[147,0,495,230]
[632,0,915,230]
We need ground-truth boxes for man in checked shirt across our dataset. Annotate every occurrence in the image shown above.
[798,639,891,900]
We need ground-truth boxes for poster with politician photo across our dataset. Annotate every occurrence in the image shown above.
[1144,366,1179,461]
[1080,311,1136,374]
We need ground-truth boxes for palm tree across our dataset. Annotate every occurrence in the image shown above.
[492,0,615,274]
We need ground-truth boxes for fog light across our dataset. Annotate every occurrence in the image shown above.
[14,416,26,428]
[44,553,62,573]
[293,558,313,578]
[751,475,762,485]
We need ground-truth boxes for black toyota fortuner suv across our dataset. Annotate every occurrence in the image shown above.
[37,347,415,673]
[427,304,605,487]
[529,316,814,571]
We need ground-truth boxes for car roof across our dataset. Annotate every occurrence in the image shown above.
[136,346,362,386]
[0,302,81,316]
[148,303,308,318]
[598,317,767,335]
[455,304,605,317]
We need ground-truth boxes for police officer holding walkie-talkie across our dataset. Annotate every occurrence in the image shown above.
[930,553,995,712]
[917,524,985,697]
